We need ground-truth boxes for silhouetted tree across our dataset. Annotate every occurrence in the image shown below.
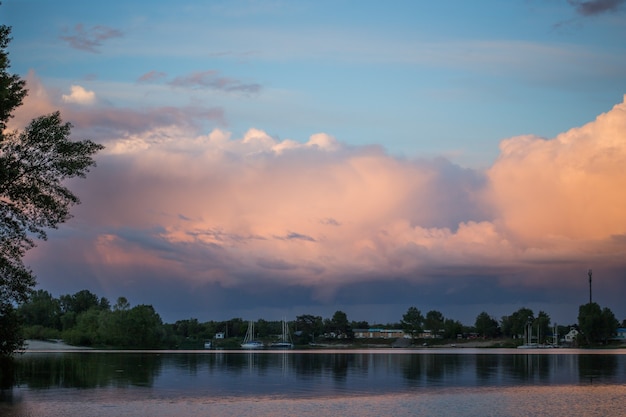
[0,20,103,356]
[424,310,445,336]
[401,307,424,340]
[578,302,619,346]
[474,312,499,338]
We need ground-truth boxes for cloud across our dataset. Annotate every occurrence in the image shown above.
[568,0,626,15]
[137,71,168,83]
[169,70,261,93]
[17,76,626,323]
[60,24,123,53]
[487,96,626,246]
[62,85,96,105]
[8,72,225,143]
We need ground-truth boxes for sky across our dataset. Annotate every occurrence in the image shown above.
[2,0,626,326]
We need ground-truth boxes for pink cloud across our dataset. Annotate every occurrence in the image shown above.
[17,76,626,321]
[8,72,225,143]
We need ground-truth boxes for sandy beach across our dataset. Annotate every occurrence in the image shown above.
[21,339,92,351]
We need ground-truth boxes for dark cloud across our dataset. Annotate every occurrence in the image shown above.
[169,70,262,94]
[60,24,123,53]
[137,71,168,83]
[320,218,341,226]
[280,232,317,242]
[568,0,625,15]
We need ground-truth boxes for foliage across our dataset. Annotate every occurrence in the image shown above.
[19,289,61,329]
[474,312,500,338]
[401,306,424,340]
[424,310,445,335]
[442,318,464,339]
[578,302,619,346]
[294,314,324,343]
[0,303,23,355]
[0,23,104,356]
[14,286,626,350]
[325,310,353,339]
[501,308,534,339]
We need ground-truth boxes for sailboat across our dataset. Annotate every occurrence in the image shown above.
[241,320,264,349]
[270,318,293,349]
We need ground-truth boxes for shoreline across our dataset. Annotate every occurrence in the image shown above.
[22,339,93,351]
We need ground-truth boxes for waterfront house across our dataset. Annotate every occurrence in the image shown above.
[564,328,578,343]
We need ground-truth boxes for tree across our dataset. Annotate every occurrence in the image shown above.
[501,307,534,339]
[326,310,353,339]
[474,312,499,338]
[401,306,424,340]
[424,310,445,337]
[578,302,618,346]
[442,318,464,339]
[18,289,61,329]
[0,24,104,356]
[295,314,323,343]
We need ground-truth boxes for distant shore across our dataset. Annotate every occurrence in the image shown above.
[22,339,93,351]
[20,338,623,352]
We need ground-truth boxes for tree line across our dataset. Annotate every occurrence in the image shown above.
[16,288,623,350]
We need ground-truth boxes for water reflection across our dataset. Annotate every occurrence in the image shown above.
[3,350,626,398]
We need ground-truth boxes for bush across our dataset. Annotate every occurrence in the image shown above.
[22,325,61,341]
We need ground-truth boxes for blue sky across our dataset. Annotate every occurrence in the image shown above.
[7,0,625,166]
[3,1,626,325]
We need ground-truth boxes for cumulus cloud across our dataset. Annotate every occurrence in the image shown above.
[54,97,626,290]
[60,24,123,53]
[487,96,626,246]
[62,85,96,105]
[8,72,225,143]
[18,75,626,322]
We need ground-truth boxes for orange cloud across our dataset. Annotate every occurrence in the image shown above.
[487,96,626,245]
[17,76,626,311]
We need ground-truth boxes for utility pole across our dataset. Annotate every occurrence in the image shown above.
[587,269,591,304]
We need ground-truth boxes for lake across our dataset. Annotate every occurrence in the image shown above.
[1,348,626,416]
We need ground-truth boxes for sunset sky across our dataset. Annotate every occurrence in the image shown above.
[3,1,626,326]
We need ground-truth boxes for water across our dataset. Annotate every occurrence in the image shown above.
[1,349,625,416]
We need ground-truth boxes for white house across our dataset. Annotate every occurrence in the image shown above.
[564,328,578,343]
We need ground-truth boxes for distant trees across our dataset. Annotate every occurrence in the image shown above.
[18,290,165,349]
[295,314,324,343]
[325,310,353,339]
[14,287,625,350]
[578,302,618,346]
[424,310,445,336]
[401,307,424,340]
[474,312,499,338]
[501,308,534,339]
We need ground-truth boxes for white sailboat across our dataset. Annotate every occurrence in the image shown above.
[270,318,293,349]
[241,320,264,349]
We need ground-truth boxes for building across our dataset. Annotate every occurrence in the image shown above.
[353,329,405,339]
[564,328,578,343]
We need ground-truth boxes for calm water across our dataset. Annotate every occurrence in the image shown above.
[1,349,625,417]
